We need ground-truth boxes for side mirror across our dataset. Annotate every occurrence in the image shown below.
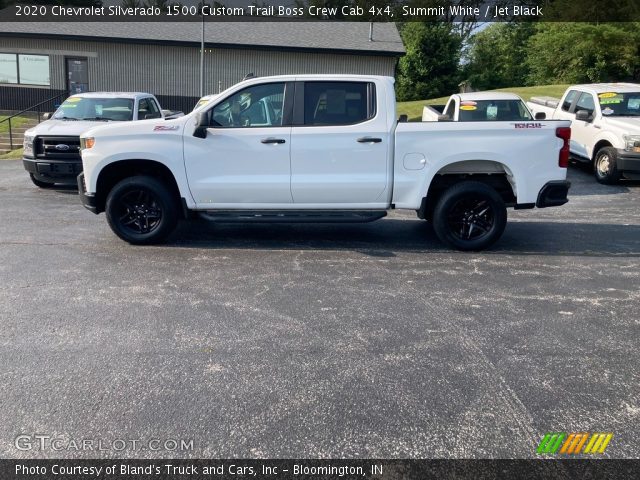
[437,114,451,122]
[535,112,546,120]
[42,112,52,120]
[193,111,209,138]
[575,110,592,122]
[398,114,408,123]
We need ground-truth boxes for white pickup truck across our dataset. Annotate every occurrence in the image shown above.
[78,75,571,251]
[527,83,640,184]
[22,92,182,188]
[423,92,540,122]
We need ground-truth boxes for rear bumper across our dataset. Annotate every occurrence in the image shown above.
[536,180,570,208]
[616,150,640,173]
[77,173,99,214]
[23,157,82,181]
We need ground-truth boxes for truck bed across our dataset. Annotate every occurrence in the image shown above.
[529,96,560,109]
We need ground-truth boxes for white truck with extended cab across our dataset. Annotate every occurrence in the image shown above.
[527,83,640,184]
[78,75,572,251]
[22,92,182,188]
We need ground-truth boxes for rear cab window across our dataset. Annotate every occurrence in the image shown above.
[457,100,533,121]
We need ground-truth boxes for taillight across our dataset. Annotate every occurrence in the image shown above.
[556,127,571,168]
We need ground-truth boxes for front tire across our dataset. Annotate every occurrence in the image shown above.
[432,181,507,251]
[105,176,178,245]
[594,147,621,185]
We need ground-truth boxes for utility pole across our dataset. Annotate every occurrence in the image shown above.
[199,11,205,97]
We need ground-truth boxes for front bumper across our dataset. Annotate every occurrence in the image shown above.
[616,149,640,173]
[23,157,82,181]
[77,173,99,214]
[536,180,570,208]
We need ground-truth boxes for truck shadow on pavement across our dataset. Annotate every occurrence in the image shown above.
[567,164,640,196]
[167,219,640,258]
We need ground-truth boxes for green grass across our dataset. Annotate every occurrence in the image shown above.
[0,115,31,134]
[0,147,23,160]
[397,84,571,121]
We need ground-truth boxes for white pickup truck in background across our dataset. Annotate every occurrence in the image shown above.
[22,92,183,188]
[527,83,640,184]
[422,92,539,122]
[78,75,571,251]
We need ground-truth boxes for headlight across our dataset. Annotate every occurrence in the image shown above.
[23,134,35,158]
[622,134,640,152]
[80,137,95,150]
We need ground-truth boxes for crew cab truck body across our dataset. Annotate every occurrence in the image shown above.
[22,92,180,188]
[78,75,571,251]
[423,92,538,122]
[527,83,640,184]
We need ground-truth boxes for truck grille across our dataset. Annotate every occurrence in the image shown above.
[35,136,81,161]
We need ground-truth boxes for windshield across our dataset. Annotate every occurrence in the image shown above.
[53,97,134,121]
[458,99,533,121]
[598,92,640,117]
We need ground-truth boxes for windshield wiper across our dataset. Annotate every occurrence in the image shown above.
[81,117,112,121]
[55,116,79,121]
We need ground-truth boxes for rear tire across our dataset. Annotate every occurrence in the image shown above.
[594,147,621,185]
[29,173,55,189]
[105,176,178,245]
[432,181,507,251]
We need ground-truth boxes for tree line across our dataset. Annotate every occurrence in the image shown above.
[397,21,640,101]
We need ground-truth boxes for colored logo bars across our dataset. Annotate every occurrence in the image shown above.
[537,432,613,455]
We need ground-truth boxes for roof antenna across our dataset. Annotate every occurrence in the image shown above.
[243,73,256,80]
[369,22,373,42]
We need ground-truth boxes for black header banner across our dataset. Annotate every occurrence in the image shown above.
[0,1,639,22]
[0,459,639,480]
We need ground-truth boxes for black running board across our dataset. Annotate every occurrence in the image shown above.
[198,210,387,223]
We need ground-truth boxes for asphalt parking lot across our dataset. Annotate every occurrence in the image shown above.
[0,159,638,459]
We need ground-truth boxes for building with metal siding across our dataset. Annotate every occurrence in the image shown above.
[0,22,404,112]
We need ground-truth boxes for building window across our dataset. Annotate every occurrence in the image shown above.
[18,54,50,85]
[0,53,18,84]
[0,53,50,86]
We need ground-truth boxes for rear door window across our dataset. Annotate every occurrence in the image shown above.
[303,82,375,126]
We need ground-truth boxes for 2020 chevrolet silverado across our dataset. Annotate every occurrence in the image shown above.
[527,83,640,184]
[22,92,182,188]
[78,75,571,251]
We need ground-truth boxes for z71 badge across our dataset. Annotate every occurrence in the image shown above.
[154,125,179,131]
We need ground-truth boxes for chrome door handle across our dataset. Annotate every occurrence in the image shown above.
[261,138,286,144]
